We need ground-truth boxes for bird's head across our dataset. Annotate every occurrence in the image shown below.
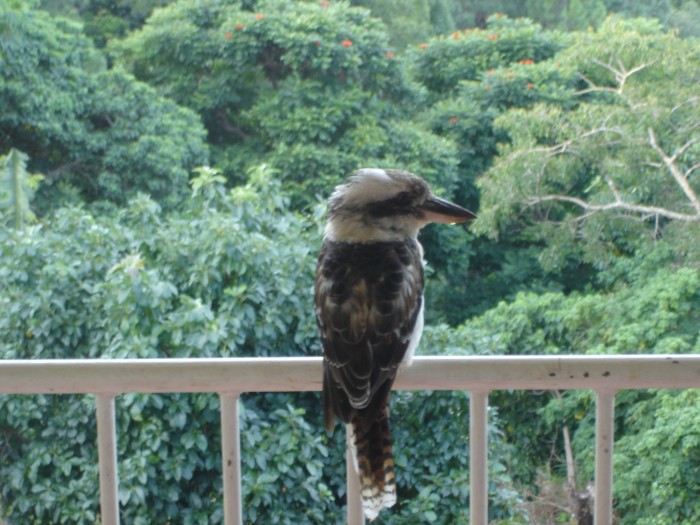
[324,168,476,243]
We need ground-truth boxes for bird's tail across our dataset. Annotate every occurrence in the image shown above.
[350,410,396,521]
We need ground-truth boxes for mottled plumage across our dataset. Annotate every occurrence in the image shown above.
[315,169,475,521]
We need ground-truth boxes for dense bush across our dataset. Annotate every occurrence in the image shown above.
[0,173,522,523]
[0,3,208,210]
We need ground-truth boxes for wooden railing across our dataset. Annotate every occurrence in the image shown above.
[1,355,699,525]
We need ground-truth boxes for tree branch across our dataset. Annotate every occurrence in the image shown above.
[502,126,623,164]
[576,59,652,97]
[603,174,622,201]
[215,108,248,140]
[685,162,700,180]
[648,127,700,215]
[525,126,700,224]
[528,194,700,222]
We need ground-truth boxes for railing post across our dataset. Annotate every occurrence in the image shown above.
[594,390,616,525]
[220,393,243,525]
[346,424,364,525]
[469,390,489,525]
[96,394,120,525]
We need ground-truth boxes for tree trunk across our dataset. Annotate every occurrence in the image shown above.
[564,426,593,525]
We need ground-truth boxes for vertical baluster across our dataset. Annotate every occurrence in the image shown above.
[594,390,616,525]
[96,394,120,525]
[346,424,364,525]
[220,393,243,525]
[470,391,489,525]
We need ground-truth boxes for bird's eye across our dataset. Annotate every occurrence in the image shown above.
[365,191,415,218]
[394,191,412,204]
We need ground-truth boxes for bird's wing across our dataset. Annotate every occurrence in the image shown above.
[315,239,424,426]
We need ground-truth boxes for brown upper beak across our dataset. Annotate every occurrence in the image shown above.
[420,196,477,224]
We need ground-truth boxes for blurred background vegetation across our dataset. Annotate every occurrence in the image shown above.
[1,0,699,523]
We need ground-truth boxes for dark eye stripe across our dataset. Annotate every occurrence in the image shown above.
[365,192,419,218]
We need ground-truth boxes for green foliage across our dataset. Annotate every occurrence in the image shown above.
[0,3,209,210]
[0,175,323,523]
[111,0,440,206]
[525,0,607,30]
[408,15,579,321]
[476,17,700,271]
[350,0,456,49]
[110,0,477,322]
[614,389,700,525]
[38,0,172,46]
[666,0,700,38]
[0,173,525,523]
[2,2,699,523]
[451,263,700,508]
[408,15,568,95]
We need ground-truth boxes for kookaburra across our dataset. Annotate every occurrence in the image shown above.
[314,168,476,520]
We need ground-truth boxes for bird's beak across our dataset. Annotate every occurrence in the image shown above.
[420,196,476,224]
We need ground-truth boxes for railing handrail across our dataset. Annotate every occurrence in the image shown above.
[0,354,698,394]
[1,354,699,525]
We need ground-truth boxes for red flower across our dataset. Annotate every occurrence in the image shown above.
[235,23,244,31]
[254,13,264,20]
[448,117,458,124]
[526,83,534,89]
[386,51,395,59]
[342,39,352,47]
[487,34,499,40]
[320,1,330,6]
[225,32,232,40]
[451,32,461,39]
[518,59,535,65]
[419,43,428,49]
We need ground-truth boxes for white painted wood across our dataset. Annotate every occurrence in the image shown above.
[0,355,697,395]
[594,390,616,525]
[95,394,120,525]
[1,355,698,525]
[469,391,489,525]
[345,424,364,525]
[220,393,243,525]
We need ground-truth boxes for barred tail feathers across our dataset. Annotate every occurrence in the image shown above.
[350,411,396,521]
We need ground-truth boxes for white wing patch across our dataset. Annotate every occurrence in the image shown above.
[401,299,423,368]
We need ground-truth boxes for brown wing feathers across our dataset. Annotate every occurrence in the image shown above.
[315,239,423,520]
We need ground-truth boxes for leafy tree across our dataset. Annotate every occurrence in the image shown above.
[0,1,209,210]
[408,15,568,95]
[459,19,700,520]
[476,17,700,271]
[111,0,440,204]
[406,15,581,322]
[604,0,673,21]
[566,0,608,30]
[350,0,456,48]
[522,0,608,30]
[450,263,700,521]
[38,0,173,47]
[111,0,478,326]
[666,0,700,37]
[614,389,700,525]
